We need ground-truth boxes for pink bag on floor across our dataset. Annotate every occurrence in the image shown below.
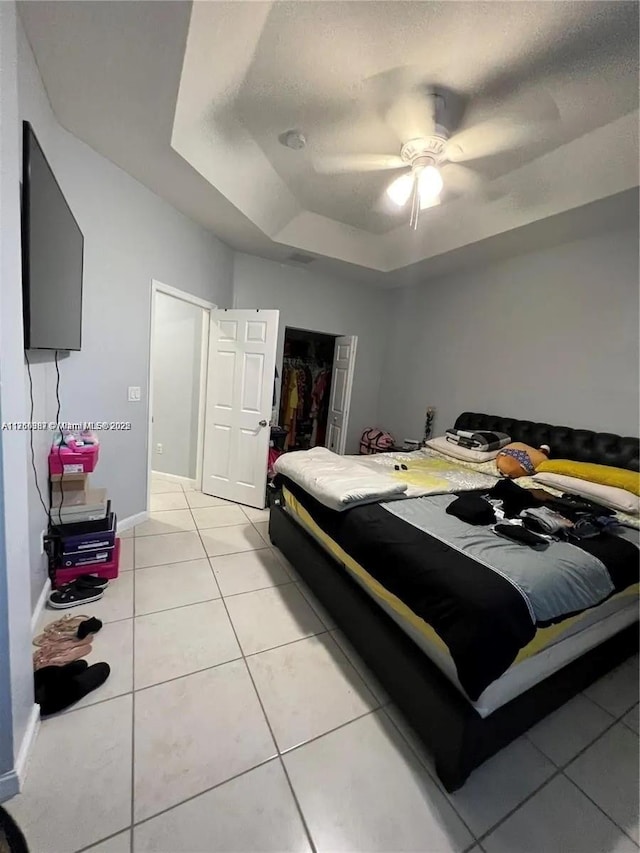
[268,447,284,477]
[359,428,395,454]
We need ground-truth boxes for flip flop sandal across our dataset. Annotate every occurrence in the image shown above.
[48,586,104,610]
[33,642,92,670]
[34,636,88,653]
[33,614,89,645]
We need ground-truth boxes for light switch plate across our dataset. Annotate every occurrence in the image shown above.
[127,386,141,402]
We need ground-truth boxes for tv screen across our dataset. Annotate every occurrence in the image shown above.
[21,121,83,351]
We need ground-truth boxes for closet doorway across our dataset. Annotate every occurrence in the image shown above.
[278,327,357,455]
[147,281,213,504]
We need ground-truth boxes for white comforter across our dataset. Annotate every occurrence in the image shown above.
[273,447,407,511]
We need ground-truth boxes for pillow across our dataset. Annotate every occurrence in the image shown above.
[533,472,640,515]
[535,459,640,496]
[426,435,500,462]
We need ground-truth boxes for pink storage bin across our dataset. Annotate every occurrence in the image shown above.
[55,537,120,586]
[49,443,100,476]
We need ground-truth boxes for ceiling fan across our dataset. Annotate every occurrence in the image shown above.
[313,87,558,230]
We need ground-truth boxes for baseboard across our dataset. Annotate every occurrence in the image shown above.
[0,703,40,802]
[31,578,51,634]
[15,704,40,788]
[0,768,19,803]
[151,470,196,489]
[117,511,148,534]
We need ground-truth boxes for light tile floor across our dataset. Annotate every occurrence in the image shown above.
[6,473,640,852]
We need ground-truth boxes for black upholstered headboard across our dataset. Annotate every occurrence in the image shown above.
[454,412,640,473]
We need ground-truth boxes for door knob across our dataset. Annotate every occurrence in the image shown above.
[258,419,268,427]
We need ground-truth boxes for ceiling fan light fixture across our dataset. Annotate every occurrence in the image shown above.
[417,165,443,202]
[386,172,414,207]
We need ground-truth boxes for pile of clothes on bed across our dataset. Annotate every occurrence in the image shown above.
[447,478,621,549]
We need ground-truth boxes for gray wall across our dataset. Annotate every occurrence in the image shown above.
[378,225,640,442]
[0,0,39,794]
[17,19,234,608]
[232,253,393,454]
[152,292,204,479]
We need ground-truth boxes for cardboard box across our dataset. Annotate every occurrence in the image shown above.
[50,472,89,490]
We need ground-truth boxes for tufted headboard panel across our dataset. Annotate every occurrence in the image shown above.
[454,412,640,473]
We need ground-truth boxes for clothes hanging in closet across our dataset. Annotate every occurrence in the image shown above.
[281,360,331,450]
[310,368,330,447]
[282,367,300,450]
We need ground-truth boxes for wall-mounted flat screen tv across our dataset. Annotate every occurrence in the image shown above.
[21,121,83,351]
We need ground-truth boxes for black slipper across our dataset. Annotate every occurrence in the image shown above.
[48,585,104,609]
[38,662,111,716]
[34,660,88,690]
[76,617,102,640]
[76,574,109,589]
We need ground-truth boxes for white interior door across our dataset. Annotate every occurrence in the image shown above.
[326,335,357,455]
[202,309,279,508]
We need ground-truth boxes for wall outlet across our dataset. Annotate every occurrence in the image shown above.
[127,386,141,402]
[40,529,47,556]
[156,443,163,454]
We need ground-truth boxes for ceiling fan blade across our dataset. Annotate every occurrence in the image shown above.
[445,116,556,163]
[439,163,486,196]
[312,154,404,174]
[445,85,560,163]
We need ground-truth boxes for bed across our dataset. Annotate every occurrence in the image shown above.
[268,412,640,791]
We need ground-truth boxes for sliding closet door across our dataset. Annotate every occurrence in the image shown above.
[202,309,279,508]
[326,335,358,455]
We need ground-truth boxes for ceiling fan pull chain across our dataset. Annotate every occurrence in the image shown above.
[410,176,420,230]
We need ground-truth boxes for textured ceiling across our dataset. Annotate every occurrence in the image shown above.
[233,1,639,233]
[18,0,640,282]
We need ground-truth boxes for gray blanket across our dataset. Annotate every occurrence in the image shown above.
[383,495,639,623]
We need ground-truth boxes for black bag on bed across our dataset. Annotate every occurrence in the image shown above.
[445,429,511,452]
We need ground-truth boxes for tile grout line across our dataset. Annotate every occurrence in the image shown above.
[376,658,639,844]
[123,756,280,837]
[67,646,639,848]
[72,499,146,853]
[57,630,341,721]
[75,827,132,853]
[69,489,327,850]
[378,705,480,843]
[525,695,637,773]
[278,707,383,758]
[91,707,391,848]
[125,494,640,849]
[190,512,320,853]
[384,692,639,849]
[473,705,639,846]
[475,766,565,846]
[135,543,272,568]
[226,510,390,847]
[554,708,640,844]
[560,772,640,848]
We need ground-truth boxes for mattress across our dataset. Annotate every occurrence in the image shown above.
[282,484,639,717]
